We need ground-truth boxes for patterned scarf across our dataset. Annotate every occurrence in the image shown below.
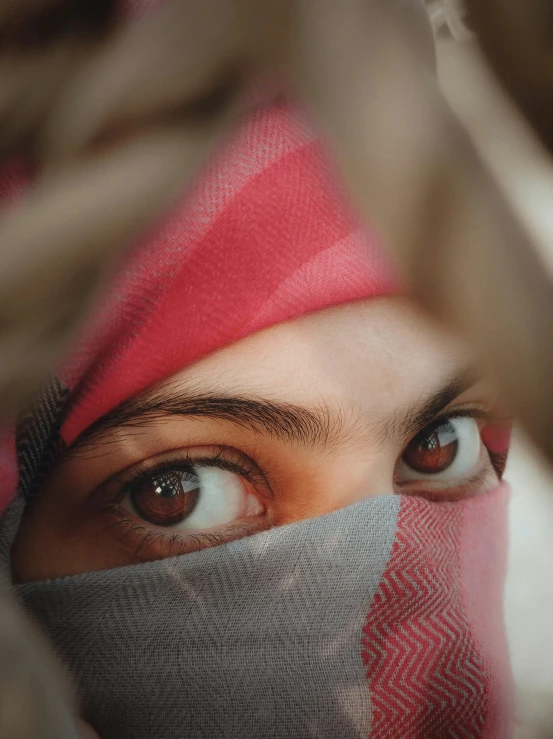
[1,100,513,738]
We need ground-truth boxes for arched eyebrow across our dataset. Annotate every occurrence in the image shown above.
[398,371,479,440]
[71,392,340,450]
[69,369,476,455]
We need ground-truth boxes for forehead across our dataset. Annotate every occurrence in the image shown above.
[159,297,470,416]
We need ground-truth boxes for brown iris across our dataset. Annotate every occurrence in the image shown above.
[130,469,199,526]
[402,420,458,474]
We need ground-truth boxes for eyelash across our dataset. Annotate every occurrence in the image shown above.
[99,405,506,557]
[103,509,263,558]
[100,446,272,557]
[419,406,507,477]
[111,446,271,503]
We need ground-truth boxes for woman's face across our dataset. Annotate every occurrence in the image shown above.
[13,297,507,581]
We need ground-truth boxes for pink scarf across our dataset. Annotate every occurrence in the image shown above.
[1,99,513,738]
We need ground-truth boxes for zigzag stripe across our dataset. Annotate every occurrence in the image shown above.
[362,497,491,738]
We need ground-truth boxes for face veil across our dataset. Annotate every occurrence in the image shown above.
[0,99,514,738]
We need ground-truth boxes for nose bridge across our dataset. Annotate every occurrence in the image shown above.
[276,447,396,523]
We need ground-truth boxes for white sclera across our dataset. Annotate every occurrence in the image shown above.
[177,467,249,530]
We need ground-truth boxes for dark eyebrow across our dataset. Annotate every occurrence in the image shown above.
[69,368,478,454]
[383,370,478,444]
[70,389,342,452]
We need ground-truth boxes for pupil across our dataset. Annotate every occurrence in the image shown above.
[403,420,458,474]
[421,434,439,452]
[155,473,185,498]
[131,468,200,526]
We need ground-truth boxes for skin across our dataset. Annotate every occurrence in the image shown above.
[13,297,504,582]
[14,296,508,739]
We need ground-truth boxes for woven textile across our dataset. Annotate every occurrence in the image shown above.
[0,100,513,737]
[16,488,511,739]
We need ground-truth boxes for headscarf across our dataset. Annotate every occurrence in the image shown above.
[0,99,514,738]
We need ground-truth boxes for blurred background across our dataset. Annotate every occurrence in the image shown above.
[437,29,553,737]
[506,437,553,736]
[2,2,553,736]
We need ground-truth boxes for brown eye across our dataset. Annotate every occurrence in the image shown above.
[402,420,458,474]
[122,461,265,531]
[130,469,199,526]
[398,416,483,484]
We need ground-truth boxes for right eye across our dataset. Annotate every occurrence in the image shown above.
[123,462,264,531]
[397,416,483,482]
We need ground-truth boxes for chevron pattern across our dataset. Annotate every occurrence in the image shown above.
[362,496,492,738]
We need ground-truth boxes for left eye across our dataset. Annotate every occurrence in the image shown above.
[123,464,263,530]
[397,416,482,482]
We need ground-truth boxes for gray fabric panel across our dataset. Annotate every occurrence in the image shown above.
[15,495,400,739]
[0,496,24,580]
[16,376,69,500]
